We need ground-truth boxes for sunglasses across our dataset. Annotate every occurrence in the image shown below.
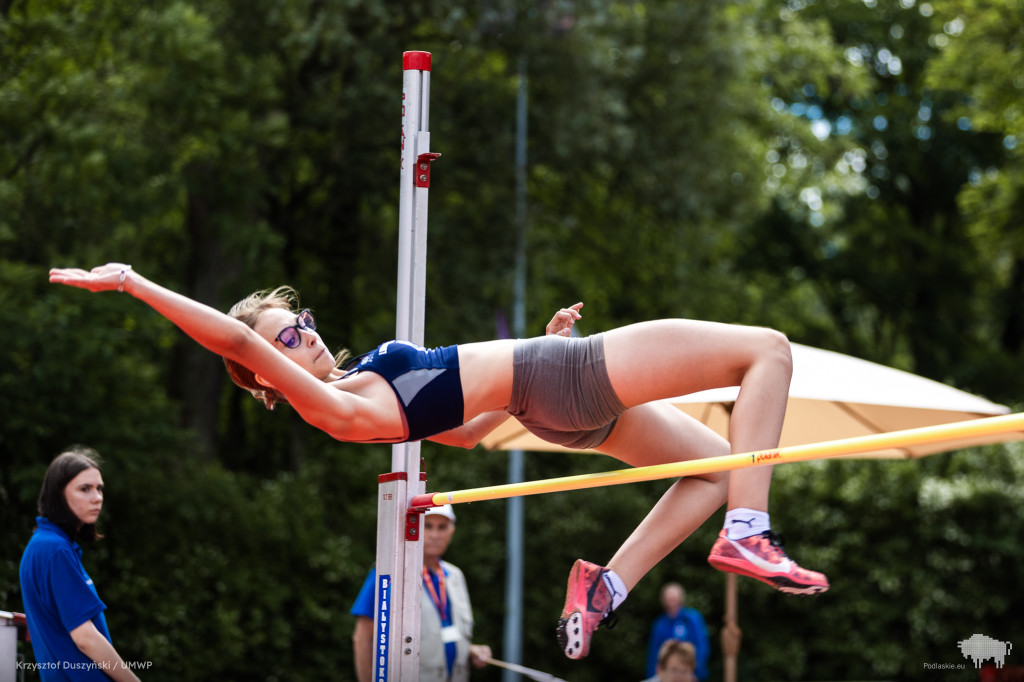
[275,309,316,349]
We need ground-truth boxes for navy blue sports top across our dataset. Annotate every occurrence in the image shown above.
[344,340,464,442]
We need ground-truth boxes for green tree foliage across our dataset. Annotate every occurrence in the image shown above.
[925,0,1024,395]
[735,0,1021,405]
[2,0,1023,680]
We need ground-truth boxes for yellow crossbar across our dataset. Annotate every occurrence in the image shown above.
[409,413,1024,509]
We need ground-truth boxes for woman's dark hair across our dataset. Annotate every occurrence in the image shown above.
[37,447,104,543]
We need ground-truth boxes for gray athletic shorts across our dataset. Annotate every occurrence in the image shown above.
[508,334,627,449]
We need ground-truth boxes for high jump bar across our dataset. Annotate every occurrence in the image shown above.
[410,412,1024,509]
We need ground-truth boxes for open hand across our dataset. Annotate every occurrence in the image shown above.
[50,263,131,293]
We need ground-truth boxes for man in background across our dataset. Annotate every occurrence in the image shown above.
[351,505,492,682]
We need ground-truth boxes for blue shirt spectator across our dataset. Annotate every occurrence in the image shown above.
[18,449,141,682]
[645,583,710,680]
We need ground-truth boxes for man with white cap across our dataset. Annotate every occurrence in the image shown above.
[351,504,492,682]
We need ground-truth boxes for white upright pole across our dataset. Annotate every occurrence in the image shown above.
[373,50,438,682]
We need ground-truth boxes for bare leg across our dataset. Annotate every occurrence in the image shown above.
[594,320,826,597]
[593,403,730,589]
[555,401,731,660]
[601,319,792,514]
[556,320,813,661]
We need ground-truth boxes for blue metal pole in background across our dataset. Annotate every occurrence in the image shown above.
[503,53,528,682]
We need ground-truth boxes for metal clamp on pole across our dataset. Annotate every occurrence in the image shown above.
[405,505,424,541]
[415,153,442,188]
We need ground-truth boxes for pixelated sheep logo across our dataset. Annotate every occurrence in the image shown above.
[958,634,1013,669]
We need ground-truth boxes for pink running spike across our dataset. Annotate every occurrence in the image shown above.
[708,529,829,595]
[556,559,615,659]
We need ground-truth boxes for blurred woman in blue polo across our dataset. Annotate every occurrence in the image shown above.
[19,448,141,681]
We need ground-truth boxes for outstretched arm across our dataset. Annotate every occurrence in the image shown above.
[49,264,360,438]
[52,264,260,357]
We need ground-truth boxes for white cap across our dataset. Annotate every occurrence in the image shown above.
[424,504,456,522]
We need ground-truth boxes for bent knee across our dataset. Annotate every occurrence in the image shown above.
[756,327,793,379]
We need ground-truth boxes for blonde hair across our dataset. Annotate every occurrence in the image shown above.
[223,286,349,410]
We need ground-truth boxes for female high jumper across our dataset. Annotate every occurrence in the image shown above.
[50,262,828,661]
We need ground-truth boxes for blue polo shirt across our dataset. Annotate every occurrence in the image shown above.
[19,517,111,681]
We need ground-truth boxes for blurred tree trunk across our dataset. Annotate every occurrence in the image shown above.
[168,180,233,457]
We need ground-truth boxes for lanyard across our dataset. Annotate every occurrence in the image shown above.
[422,565,448,618]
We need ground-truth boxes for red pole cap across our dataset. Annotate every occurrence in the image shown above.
[403,51,432,71]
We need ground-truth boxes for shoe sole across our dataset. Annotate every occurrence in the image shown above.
[556,611,586,659]
[557,559,603,659]
[708,555,829,595]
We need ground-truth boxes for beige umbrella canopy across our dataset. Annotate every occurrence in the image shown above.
[481,342,1012,458]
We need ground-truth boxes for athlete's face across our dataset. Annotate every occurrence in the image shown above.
[254,308,336,381]
[64,467,103,528]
